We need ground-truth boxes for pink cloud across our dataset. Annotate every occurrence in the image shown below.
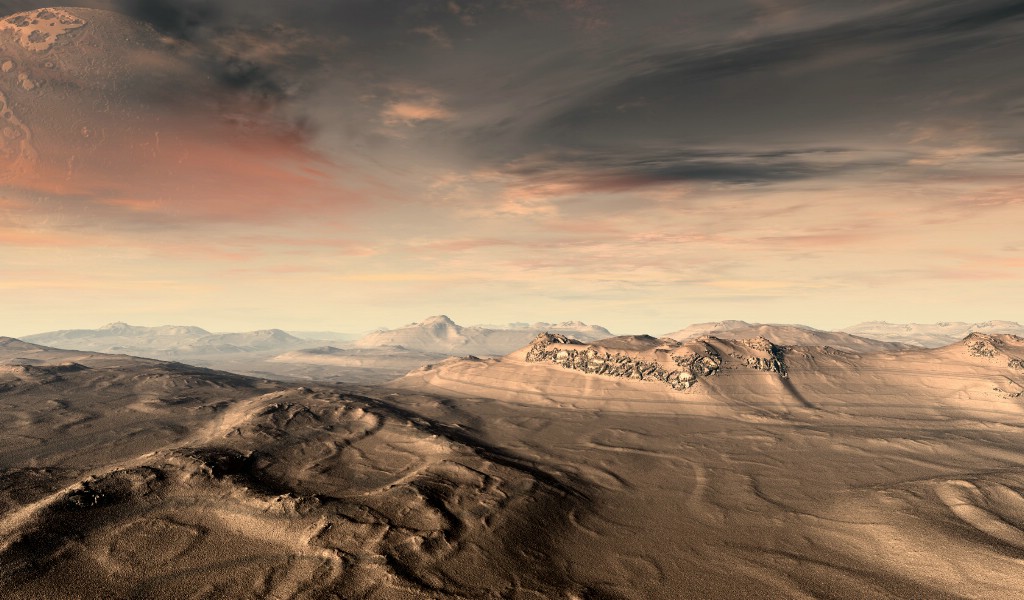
[381,101,455,126]
[8,118,366,225]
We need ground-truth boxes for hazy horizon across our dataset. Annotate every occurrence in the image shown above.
[8,313,1024,341]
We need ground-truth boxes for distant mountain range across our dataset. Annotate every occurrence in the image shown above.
[840,321,1024,347]
[353,315,614,355]
[662,321,908,353]
[286,331,362,342]
[18,318,1023,386]
[16,317,615,383]
[22,317,614,358]
[21,322,310,357]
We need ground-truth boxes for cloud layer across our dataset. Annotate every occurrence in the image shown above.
[1,0,1023,334]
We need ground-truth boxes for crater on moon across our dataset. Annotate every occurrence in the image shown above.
[0,8,85,52]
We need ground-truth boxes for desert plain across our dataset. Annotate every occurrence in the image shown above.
[4,322,1024,599]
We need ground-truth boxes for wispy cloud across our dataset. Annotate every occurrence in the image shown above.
[411,25,453,49]
[381,100,455,126]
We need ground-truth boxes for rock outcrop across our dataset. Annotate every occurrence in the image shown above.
[524,333,787,391]
[734,337,788,376]
[961,333,1024,371]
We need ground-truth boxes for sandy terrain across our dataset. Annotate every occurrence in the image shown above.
[0,337,586,598]
[390,332,1024,598]
[5,331,1024,598]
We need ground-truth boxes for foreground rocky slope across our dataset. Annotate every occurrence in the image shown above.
[0,338,590,598]
[8,332,1024,598]
[388,333,1024,598]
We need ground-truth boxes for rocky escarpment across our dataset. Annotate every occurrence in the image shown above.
[524,333,788,391]
[963,333,1024,371]
[733,337,788,376]
[525,334,700,390]
[965,333,1001,358]
[670,345,723,378]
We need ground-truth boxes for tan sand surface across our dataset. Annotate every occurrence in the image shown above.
[5,333,1024,597]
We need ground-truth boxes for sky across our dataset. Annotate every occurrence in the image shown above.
[1,0,1023,336]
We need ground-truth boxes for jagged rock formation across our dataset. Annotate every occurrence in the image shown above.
[671,344,723,378]
[525,334,697,390]
[965,333,1000,357]
[524,333,787,391]
[961,333,1024,372]
[734,337,788,376]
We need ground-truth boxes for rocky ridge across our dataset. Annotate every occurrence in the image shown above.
[524,333,789,391]
[962,333,1024,371]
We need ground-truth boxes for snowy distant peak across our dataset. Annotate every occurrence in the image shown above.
[661,320,756,339]
[156,325,211,336]
[355,316,613,356]
[99,321,132,331]
[976,320,1024,329]
[97,322,211,336]
[418,316,463,336]
[26,323,212,344]
[286,330,360,342]
[536,320,593,329]
[542,322,614,337]
[841,321,1024,347]
[188,329,304,350]
[480,320,612,334]
[419,315,459,327]
[251,329,299,339]
[21,324,303,355]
